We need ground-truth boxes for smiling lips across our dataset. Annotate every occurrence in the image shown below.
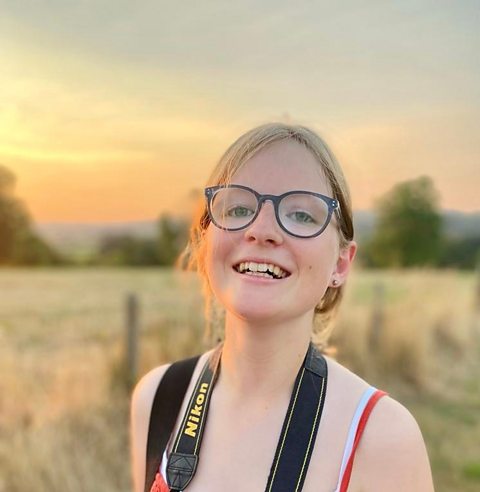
[233,261,290,279]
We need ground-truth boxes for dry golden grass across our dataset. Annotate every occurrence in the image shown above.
[0,267,479,491]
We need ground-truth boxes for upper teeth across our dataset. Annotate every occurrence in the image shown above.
[237,262,287,278]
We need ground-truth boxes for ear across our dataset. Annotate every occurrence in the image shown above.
[330,240,357,287]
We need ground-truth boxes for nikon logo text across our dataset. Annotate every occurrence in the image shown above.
[184,382,209,438]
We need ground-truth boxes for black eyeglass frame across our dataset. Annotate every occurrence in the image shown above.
[204,184,340,239]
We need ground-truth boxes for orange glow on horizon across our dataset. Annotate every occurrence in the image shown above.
[1,17,478,222]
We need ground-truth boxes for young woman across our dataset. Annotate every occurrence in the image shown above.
[131,123,435,492]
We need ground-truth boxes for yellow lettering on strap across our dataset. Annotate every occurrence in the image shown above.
[183,382,210,438]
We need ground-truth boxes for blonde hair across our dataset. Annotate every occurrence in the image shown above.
[178,122,354,352]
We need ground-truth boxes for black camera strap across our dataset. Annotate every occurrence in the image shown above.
[145,355,201,492]
[166,342,328,492]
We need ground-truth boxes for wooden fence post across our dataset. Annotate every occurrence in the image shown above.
[475,257,480,314]
[125,292,139,388]
[471,259,480,350]
[369,281,385,354]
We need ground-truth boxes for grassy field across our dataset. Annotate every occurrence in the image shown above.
[0,267,479,491]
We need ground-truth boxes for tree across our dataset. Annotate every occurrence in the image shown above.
[0,165,62,265]
[0,166,30,263]
[156,214,189,266]
[96,235,159,266]
[438,236,480,270]
[365,176,443,268]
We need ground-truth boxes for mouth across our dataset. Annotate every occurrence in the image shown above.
[233,261,291,280]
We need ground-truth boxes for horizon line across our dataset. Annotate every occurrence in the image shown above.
[33,207,480,226]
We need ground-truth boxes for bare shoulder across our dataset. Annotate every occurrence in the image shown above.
[320,356,434,491]
[350,393,435,491]
[131,363,171,418]
[130,362,172,492]
[324,354,371,389]
[323,355,372,406]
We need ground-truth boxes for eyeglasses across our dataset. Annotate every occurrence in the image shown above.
[204,184,339,238]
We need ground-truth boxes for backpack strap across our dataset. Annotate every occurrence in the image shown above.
[144,355,201,492]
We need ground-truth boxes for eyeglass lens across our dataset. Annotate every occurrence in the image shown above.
[210,187,330,237]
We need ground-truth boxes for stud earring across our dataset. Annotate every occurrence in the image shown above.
[332,279,339,287]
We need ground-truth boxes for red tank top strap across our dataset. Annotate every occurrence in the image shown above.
[339,389,388,492]
[149,471,170,492]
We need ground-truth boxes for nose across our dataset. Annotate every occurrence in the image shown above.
[243,200,284,245]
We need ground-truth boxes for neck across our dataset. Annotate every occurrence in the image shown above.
[217,312,313,404]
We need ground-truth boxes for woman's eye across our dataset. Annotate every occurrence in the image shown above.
[289,211,316,224]
[227,206,254,217]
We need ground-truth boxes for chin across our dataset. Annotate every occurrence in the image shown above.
[226,303,284,325]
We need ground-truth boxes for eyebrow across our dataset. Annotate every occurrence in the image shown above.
[228,183,334,197]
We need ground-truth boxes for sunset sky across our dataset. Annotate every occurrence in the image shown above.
[1,1,478,223]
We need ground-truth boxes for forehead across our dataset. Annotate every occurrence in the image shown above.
[231,139,332,196]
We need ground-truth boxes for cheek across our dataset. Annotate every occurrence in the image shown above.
[306,261,331,286]
[204,227,233,288]
[303,242,337,288]
[303,261,333,307]
[204,228,219,284]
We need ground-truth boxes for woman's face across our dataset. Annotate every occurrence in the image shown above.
[204,139,354,325]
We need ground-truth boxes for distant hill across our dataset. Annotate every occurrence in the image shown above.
[353,209,480,243]
[34,220,157,257]
[34,209,479,255]
[441,210,480,238]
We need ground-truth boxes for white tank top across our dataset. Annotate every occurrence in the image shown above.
[159,385,382,491]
